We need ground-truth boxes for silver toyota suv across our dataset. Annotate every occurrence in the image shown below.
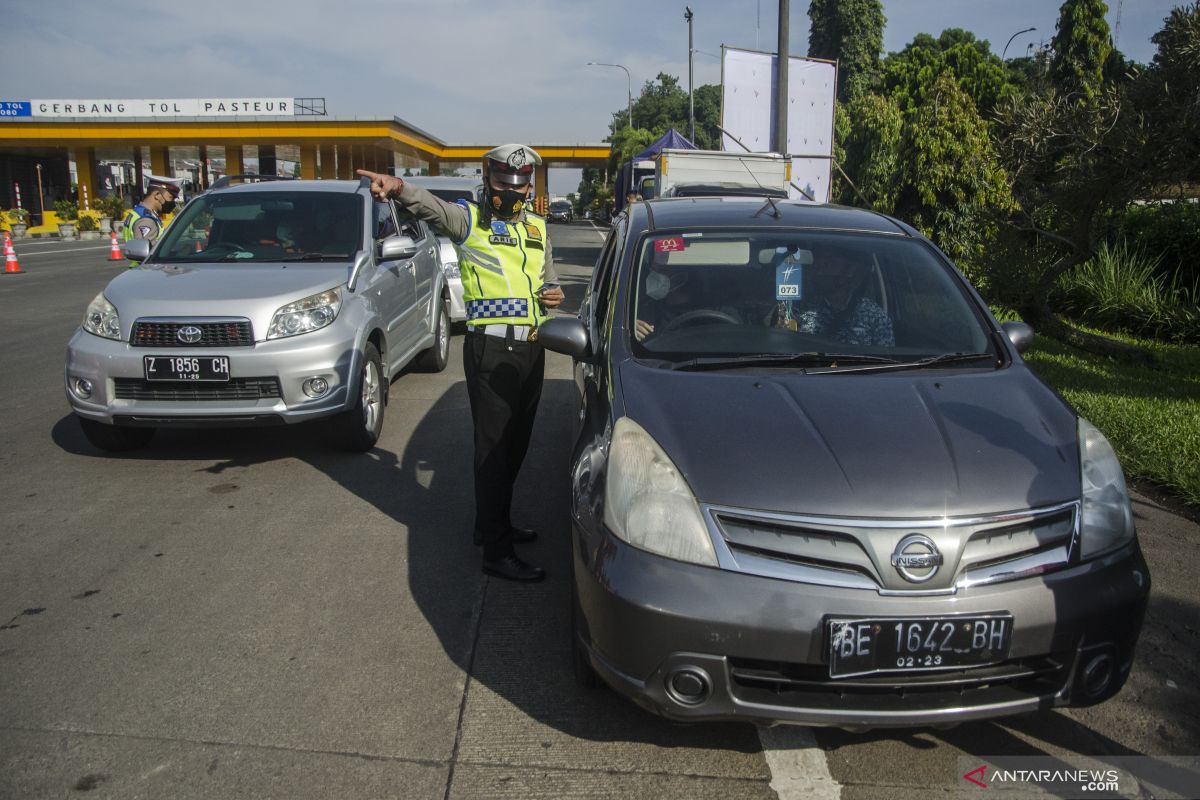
[64,176,451,452]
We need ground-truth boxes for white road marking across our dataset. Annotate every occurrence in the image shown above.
[12,245,114,256]
[759,725,841,800]
[586,221,609,241]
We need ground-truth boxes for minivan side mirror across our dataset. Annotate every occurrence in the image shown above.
[121,239,151,263]
[538,317,591,360]
[1002,321,1035,353]
[379,235,419,261]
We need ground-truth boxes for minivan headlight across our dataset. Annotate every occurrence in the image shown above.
[268,289,341,339]
[82,293,122,340]
[603,417,718,567]
[1079,417,1135,559]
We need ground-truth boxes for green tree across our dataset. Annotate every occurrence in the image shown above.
[1049,0,1112,99]
[882,29,1017,114]
[835,93,902,210]
[898,73,1016,270]
[807,0,886,101]
[987,2,1199,359]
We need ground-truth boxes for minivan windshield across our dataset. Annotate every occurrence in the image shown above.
[550,201,571,212]
[152,191,362,263]
[630,230,996,365]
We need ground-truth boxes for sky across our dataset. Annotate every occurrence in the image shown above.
[0,0,1182,195]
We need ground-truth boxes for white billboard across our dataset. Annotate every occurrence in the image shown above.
[23,98,295,118]
[720,48,837,202]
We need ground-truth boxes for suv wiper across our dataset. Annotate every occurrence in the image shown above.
[279,252,351,261]
[808,352,996,374]
[667,352,901,371]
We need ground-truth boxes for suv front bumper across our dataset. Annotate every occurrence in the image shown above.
[64,326,361,427]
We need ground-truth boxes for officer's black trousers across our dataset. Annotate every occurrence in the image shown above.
[462,331,545,560]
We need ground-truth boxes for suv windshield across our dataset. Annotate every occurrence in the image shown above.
[152,191,362,263]
[550,201,571,212]
[630,230,995,364]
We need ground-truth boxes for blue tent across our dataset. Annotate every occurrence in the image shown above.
[632,127,696,162]
[615,128,697,212]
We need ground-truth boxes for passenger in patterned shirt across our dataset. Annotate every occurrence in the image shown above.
[772,249,895,347]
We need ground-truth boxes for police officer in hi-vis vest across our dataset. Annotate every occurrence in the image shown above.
[357,144,565,582]
[122,175,180,252]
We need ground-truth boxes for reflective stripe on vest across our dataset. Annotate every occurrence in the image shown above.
[457,202,548,328]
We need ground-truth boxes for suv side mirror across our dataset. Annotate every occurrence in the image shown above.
[1002,321,1035,353]
[121,238,151,263]
[538,317,591,360]
[379,235,418,261]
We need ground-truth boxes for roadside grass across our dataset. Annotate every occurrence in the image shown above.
[1018,325,1200,506]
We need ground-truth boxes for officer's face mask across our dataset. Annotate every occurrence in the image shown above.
[159,195,177,215]
[490,188,527,217]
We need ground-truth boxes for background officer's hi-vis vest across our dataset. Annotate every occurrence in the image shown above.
[121,206,162,243]
[456,201,549,328]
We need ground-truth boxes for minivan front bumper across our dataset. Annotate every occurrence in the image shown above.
[574,528,1149,728]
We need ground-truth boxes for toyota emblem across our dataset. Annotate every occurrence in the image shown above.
[177,325,203,344]
[890,534,943,583]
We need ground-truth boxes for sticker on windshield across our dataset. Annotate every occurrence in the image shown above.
[776,262,802,300]
[655,236,685,253]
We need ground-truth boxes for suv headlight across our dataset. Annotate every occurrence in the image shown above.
[268,289,341,339]
[82,293,122,340]
[603,417,718,567]
[440,245,460,279]
[1079,417,1135,558]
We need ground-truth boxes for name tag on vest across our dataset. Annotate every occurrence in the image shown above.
[489,234,518,246]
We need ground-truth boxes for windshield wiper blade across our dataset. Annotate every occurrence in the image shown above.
[912,352,996,367]
[280,252,351,261]
[667,352,901,371]
[808,352,997,374]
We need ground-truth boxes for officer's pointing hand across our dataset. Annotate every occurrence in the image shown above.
[356,169,403,202]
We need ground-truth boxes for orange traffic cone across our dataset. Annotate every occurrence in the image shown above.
[109,231,123,261]
[4,234,22,274]
[194,238,203,253]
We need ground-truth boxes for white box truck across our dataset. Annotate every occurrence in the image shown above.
[653,149,792,199]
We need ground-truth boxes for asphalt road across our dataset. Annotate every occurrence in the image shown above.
[1,226,1197,800]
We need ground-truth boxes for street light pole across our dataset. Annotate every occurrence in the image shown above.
[587,61,633,130]
[1002,26,1036,60]
[685,6,695,143]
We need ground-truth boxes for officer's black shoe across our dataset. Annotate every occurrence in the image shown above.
[473,526,539,546]
[482,554,546,582]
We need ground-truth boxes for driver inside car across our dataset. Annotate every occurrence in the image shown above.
[771,248,895,347]
[635,268,747,342]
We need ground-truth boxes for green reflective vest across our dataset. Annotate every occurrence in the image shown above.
[121,206,161,243]
[457,202,549,328]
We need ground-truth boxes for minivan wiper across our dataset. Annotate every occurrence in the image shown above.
[807,352,997,374]
[667,352,901,371]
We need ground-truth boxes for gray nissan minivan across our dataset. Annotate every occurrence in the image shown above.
[538,196,1150,729]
